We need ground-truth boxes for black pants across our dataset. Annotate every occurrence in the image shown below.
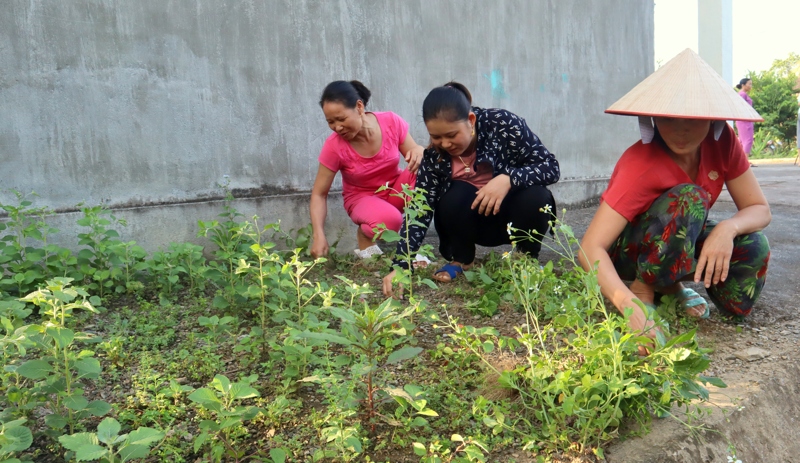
[434,181,555,264]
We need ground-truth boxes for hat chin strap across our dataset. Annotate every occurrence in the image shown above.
[712,121,725,141]
[638,117,727,144]
[638,116,655,144]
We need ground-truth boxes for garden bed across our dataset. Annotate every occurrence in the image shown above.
[2,193,797,463]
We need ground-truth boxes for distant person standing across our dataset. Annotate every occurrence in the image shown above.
[735,78,755,157]
[796,98,799,165]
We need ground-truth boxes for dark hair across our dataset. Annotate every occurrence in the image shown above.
[319,80,371,108]
[735,77,751,90]
[422,81,473,123]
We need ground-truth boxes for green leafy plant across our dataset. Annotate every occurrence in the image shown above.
[0,190,53,297]
[148,242,208,303]
[386,384,439,433]
[233,221,283,328]
[158,380,194,407]
[107,241,148,294]
[11,278,111,437]
[750,64,799,142]
[413,434,488,463]
[300,296,424,433]
[58,417,164,462]
[76,205,129,299]
[198,196,255,310]
[188,374,262,463]
[374,184,437,300]
[445,215,723,455]
[0,417,33,462]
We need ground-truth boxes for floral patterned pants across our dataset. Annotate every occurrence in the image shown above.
[609,184,770,316]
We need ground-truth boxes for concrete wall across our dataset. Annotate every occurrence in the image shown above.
[0,0,654,251]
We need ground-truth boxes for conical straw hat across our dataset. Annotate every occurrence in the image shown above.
[606,48,763,122]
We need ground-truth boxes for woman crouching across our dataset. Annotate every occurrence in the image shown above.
[383,82,560,297]
[579,49,771,338]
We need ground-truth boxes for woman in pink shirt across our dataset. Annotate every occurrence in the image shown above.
[735,78,755,156]
[310,80,425,259]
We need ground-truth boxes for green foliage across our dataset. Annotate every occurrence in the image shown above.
[198,197,255,310]
[0,417,33,462]
[0,190,731,460]
[446,216,721,455]
[148,242,207,303]
[11,279,110,437]
[750,128,797,159]
[749,68,799,143]
[0,190,60,297]
[375,184,438,300]
[299,292,428,447]
[58,417,163,463]
[768,52,800,77]
[188,374,261,463]
[413,434,488,463]
[76,205,129,299]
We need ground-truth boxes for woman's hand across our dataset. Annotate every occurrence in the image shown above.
[404,144,424,174]
[310,235,329,259]
[382,270,400,298]
[622,297,662,356]
[472,174,511,216]
[694,221,736,288]
[623,299,659,337]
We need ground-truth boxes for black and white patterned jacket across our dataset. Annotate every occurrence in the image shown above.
[393,107,560,268]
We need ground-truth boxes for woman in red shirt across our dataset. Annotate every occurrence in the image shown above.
[579,49,771,339]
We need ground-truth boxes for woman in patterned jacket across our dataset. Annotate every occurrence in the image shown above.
[579,49,770,343]
[382,82,560,297]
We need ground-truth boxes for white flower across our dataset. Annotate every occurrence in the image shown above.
[506,222,513,235]
[541,204,552,214]
[502,251,511,259]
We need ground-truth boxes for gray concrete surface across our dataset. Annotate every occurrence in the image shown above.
[0,1,653,251]
[712,161,800,325]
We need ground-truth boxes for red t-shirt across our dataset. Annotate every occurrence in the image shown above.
[601,124,750,221]
[318,111,409,207]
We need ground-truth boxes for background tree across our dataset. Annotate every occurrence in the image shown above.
[748,54,800,143]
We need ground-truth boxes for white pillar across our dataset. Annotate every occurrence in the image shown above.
[698,0,733,84]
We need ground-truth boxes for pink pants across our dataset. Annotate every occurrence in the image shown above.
[345,170,416,239]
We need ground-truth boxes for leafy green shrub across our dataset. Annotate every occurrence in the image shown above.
[299,295,426,438]
[0,191,57,297]
[58,417,163,463]
[0,417,33,462]
[750,66,799,143]
[750,128,797,159]
[198,199,255,310]
[188,374,261,463]
[445,217,722,456]
[374,184,437,301]
[12,278,110,437]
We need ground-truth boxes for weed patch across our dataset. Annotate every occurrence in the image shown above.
[0,191,727,462]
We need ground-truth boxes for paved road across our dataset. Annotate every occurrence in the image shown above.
[714,162,800,324]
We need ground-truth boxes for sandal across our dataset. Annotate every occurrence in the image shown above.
[353,244,383,259]
[432,262,469,283]
[676,288,710,319]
